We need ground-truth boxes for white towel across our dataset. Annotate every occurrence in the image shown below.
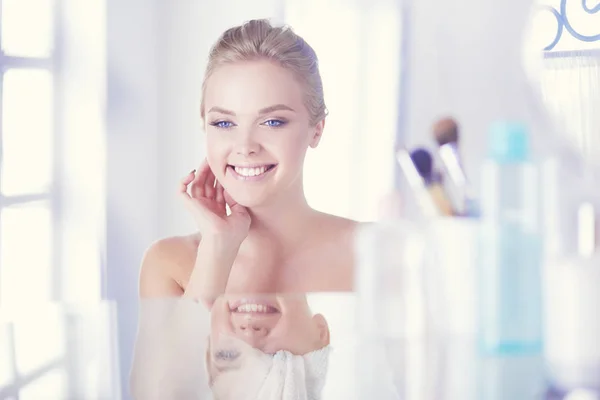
[209,345,331,400]
[254,346,331,400]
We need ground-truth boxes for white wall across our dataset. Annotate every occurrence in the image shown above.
[104,1,161,397]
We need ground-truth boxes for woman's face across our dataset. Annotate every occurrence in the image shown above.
[206,294,329,397]
[209,294,330,356]
[203,60,324,208]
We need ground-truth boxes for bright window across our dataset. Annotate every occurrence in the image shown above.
[0,0,57,307]
[0,0,64,398]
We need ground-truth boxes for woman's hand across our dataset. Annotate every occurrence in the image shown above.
[180,160,251,247]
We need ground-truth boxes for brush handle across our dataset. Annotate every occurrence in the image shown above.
[428,184,455,216]
[438,143,479,216]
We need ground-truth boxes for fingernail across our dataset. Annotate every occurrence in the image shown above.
[190,169,196,174]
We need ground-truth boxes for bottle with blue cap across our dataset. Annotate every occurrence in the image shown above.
[477,121,544,355]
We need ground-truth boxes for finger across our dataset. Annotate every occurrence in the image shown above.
[179,183,195,210]
[234,204,251,220]
[180,193,208,221]
[180,169,196,196]
[223,190,237,209]
[204,168,217,200]
[231,203,251,225]
[215,181,225,204]
[191,160,211,198]
[224,190,249,218]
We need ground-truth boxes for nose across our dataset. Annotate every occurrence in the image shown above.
[235,321,269,339]
[233,129,260,156]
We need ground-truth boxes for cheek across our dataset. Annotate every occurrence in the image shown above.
[210,313,234,341]
[276,132,310,163]
[206,155,221,178]
[206,136,228,172]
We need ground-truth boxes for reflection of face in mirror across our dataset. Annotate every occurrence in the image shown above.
[205,335,269,397]
[206,294,330,398]
[209,294,330,355]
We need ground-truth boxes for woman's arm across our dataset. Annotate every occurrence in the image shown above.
[138,238,185,298]
[130,297,211,399]
[134,237,224,399]
[182,234,241,308]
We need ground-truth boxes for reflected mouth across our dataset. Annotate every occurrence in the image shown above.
[228,298,280,314]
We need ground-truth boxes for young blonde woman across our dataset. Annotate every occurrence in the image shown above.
[139,19,358,305]
[131,20,359,398]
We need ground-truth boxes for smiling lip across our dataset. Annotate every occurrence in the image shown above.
[227,164,277,182]
[228,298,280,314]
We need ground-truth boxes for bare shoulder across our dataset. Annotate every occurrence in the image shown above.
[307,212,367,291]
[314,212,362,239]
[139,234,200,298]
[315,211,358,228]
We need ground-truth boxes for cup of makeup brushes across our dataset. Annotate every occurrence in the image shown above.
[421,216,481,400]
[426,216,480,337]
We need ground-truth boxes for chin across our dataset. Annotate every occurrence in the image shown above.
[227,189,272,209]
[222,166,285,209]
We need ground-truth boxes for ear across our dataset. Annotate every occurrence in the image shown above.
[309,119,325,148]
[312,313,330,347]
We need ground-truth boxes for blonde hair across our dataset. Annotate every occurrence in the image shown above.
[200,19,327,125]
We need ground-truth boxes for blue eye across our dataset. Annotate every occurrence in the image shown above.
[263,119,286,128]
[210,120,235,129]
[215,349,240,361]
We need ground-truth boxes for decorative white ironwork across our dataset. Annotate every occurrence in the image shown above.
[538,0,600,51]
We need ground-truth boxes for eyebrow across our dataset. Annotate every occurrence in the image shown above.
[258,104,295,114]
[207,106,235,115]
[207,104,295,116]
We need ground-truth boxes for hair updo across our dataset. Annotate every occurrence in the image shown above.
[200,19,327,125]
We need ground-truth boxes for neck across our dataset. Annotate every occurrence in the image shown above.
[247,183,316,246]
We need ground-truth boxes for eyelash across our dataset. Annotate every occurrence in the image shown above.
[263,119,286,128]
[215,349,240,361]
[209,119,287,129]
[210,120,235,129]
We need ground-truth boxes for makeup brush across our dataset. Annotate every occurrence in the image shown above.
[410,148,455,216]
[410,148,434,185]
[396,147,439,218]
[432,118,477,216]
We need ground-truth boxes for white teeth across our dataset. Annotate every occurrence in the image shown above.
[235,303,270,313]
[234,166,268,177]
